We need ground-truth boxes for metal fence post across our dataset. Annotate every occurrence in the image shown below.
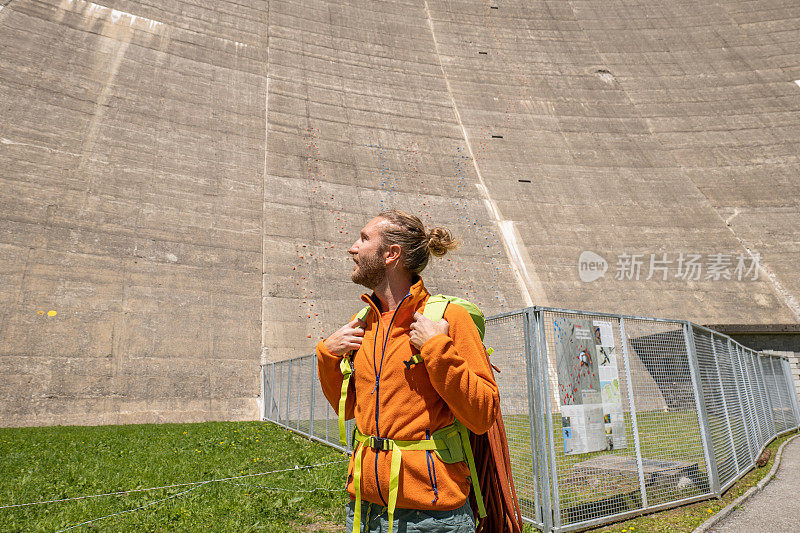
[261,364,266,420]
[757,352,773,440]
[619,318,649,510]
[743,348,762,456]
[297,356,304,431]
[771,357,789,432]
[276,361,283,424]
[537,309,562,530]
[262,364,267,420]
[777,358,793,428]
[780,356,795,430]
[536,316,561,530]
[278,361,285,425]
[765,356,783,433]
[684,323,719,496]
[265,364,271,421]
[758,354,777,438]
[272,363,278,422]
[782,358,800,428]
[719,339,745,472]
[729,340,755,464]
[272,363,278,423]
[266,364,271,422]
[309,357,316,438]
[741,346,761,458]
[711,335,738,473]
[285,359,292,425]
[325,390,330,443]
[528,308,551,531]
[745,352,760,445]
[741,348,764,456]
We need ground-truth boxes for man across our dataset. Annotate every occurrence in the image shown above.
[316,210,499,533]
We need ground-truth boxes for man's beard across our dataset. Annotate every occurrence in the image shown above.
[351,250,386,289]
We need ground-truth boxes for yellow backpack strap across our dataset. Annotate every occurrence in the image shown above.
[400,296,449,370]
[351,436,365,533]
[422,294,449,323]
[338,357,353,446]
[338,306,370,446]
[457,421,487,518]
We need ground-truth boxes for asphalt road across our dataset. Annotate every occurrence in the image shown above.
[710,437,800,532]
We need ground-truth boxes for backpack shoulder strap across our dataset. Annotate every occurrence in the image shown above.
[423,294,486,341]
[422,294,450,322]
[354,306,370,323]
[337,305,370,445]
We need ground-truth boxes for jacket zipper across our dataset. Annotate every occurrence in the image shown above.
[371,292,411,507]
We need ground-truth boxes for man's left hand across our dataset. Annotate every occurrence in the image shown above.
[409,311,449,349]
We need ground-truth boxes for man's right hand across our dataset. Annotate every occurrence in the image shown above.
[323,318,366,356]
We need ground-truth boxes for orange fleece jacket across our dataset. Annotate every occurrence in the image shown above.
[316,278,499,511]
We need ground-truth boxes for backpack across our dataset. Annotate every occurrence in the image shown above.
[339,295,524,533]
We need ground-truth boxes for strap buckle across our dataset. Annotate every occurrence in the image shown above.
[403,354,423,370]
[368,436,391,451]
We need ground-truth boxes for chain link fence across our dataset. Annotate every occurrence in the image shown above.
[261,306,799,532]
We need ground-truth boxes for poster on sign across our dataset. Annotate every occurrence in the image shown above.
[593,320,626,451]
[554,317,626,454]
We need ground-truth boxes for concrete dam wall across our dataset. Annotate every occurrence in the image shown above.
[1,0,798,426]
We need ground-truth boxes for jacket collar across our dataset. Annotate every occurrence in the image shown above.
[360,276,430,323]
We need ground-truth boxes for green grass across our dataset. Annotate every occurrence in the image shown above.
[0,421,349,532]
[1,419,794,532]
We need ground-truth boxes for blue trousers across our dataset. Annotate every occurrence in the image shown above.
[345,499,474,533]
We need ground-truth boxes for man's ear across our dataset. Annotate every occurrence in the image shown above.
[384,244,402,266]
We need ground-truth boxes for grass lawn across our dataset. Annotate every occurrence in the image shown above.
[0,421,348,532]
[1,420,795,532]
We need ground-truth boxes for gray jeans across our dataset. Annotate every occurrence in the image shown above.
[345,499,474,533]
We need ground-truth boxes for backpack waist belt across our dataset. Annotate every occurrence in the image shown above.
[349,421,486,533]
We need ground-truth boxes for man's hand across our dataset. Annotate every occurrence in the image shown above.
[410,311,449,349]
[323,318,366,356]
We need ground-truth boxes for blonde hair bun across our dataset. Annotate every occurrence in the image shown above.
[427,227,458,257]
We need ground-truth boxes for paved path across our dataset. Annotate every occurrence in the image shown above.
[710,437,800,532]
